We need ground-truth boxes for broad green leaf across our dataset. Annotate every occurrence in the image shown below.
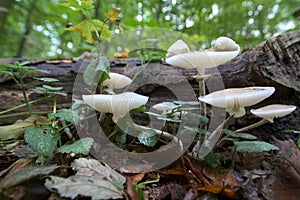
[48,108,79,125]
[138,129,159,147]
[58,137,94,155]
[234,141,279,152]
[83,56,110,86]
[0,165,58,190]
[24,126,59,157]
[65,19,111,43]
[222,129,257,140]
[45,158,125,199]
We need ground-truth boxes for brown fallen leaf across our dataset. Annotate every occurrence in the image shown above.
[125,177,140,200]
[161,167,194,181]
[114,48,129,58]
[198,185,237,199]
[266,138,300,200]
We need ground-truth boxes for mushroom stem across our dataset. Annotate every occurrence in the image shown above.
[133,123,184,151]
[196,74,207,119]
[192,115,234,156]
[235,119,270,133]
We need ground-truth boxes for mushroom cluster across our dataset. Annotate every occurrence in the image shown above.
[165,37,240,79]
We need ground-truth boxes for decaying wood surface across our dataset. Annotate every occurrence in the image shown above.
[0,31,299,142]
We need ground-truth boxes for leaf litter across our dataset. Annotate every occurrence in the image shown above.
[45,158,126,199]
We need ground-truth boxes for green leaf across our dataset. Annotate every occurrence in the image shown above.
[58,138,94,155]
[0,165,58,190]
[34,77,59,82]
[24,126,59,157]
[234,141,279,152]
[222,129,257,140]
[61,0,94,10]
[65,19,111,43]
[186,113,209,125]
[80,0,94,10]
[183,126,210,135]
[48,109,79,125]
[138,129,159,147]
[204,152,220,168]
[42,85,63,91]
[83,56,110,86]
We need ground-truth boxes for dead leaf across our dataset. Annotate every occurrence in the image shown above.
[161,167,194,181]
[0,159,33,181]
[105,8,120,25]
[198,185,237,199]
[114,48,129,58]
[45,158,126,200]
[0,165,58,191]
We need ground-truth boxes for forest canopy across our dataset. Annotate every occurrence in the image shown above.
[0,0,299,59]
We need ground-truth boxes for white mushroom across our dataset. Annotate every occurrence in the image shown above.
[251,104,297,123]
[152,102,178,115]
[82,92,149,123]
[102,73,132,94]
[165,36,240,76]
[212,36,240,51]
[198,86,275,117]
[152,102,183,119]
[166,39,190,58]
[235,104,297,132]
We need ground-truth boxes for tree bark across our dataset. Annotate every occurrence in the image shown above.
[0,31,299,142]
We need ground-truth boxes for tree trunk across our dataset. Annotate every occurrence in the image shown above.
[0,31,299,142]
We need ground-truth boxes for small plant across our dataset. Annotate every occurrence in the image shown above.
[0,61,49,115]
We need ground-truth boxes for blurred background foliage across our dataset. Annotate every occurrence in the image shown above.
[0,0,299,59]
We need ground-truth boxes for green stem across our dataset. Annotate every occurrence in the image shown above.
[0,111,49,119]
[0,96,49,115]
[19,72,31,115]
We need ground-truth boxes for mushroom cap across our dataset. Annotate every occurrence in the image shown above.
[198,86,275,117]
[82,92,149,122]
[212,36,240,51]
[165,37,239,73]
[165,50,239,71]
[102,73,132,94]
[152,102,178,114]
[166,39,190,58]
[250,104,297,123]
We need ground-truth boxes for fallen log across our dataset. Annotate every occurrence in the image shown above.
[0,31,299,143]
